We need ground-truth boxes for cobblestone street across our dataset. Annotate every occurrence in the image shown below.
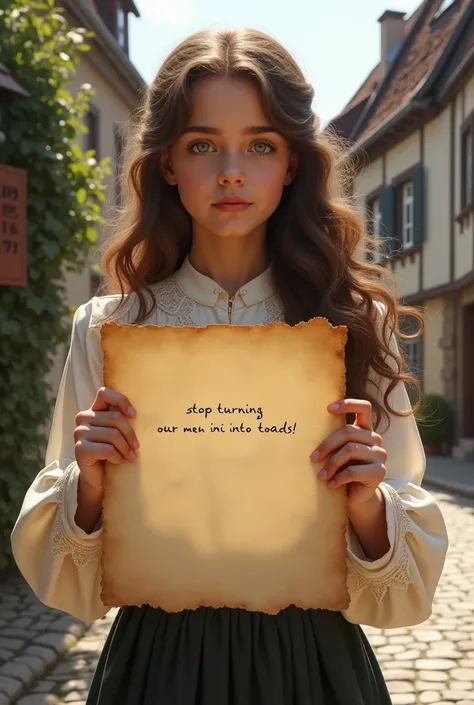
[1,488,474,704]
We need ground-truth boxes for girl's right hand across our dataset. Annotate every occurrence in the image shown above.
[74,387,139,494]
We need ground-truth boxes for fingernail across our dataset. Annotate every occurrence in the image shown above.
[328,403,340,411]
[133,439,139,450]
[128,406,136,417]
[318,468,327,480]
[328,479,336,488]
[311,450,320,461]
[129,451,137,461]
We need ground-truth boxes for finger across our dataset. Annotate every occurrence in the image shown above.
[75,440,125,466]
[320,443,382,482]
[328,463,386,489]
[91,387,136,418]
[75,425,137,461]
[327,399,373,430]
[311,427,382,463]
[77,409,139,450]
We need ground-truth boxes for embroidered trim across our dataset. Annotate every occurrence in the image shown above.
[264,296,284,324]
[51,462,102,567]
[151,276,196,326]
[89,293,136,328]
[347,484,413,604]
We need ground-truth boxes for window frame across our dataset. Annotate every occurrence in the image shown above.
[403,336,422,392]
[116,3,129,54]
[401,179,415,249]
[391,165,420,254]
[399,313,423,395]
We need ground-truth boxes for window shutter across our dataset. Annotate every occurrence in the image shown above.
[413,163,425,247]
[381,184,397,256]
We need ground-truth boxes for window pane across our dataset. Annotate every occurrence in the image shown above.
[373,199,381,237]
[117,7,126,48]
[401,180,414,246]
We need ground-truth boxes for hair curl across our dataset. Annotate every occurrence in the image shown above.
[102,27,423,432]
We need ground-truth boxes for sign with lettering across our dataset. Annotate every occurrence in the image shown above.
[0,164,27,287]
[99,319,350,615]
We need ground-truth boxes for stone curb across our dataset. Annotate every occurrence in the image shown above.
[0,618,92,705]
[423,476,474,500]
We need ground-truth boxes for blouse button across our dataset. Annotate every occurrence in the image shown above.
[241,288,247,296]
[213,287,220,295]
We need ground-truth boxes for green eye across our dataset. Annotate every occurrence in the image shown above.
[191,141,212,154]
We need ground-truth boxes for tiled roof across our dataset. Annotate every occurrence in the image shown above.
[355,0,471,142]
[332,2,425,125]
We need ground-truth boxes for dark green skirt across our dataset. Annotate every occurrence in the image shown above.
[86,606,392,705]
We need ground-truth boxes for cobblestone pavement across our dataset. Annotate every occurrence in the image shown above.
[1,489,474,704]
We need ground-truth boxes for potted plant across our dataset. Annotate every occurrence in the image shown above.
[416,393,454,456]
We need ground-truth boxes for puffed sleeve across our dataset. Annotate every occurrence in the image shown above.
[342,315,449,629]
[11,298,115,623]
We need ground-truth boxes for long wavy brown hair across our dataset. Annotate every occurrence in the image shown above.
[102,27,423,432]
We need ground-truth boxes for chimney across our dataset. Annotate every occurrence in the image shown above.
[378,10,406,79]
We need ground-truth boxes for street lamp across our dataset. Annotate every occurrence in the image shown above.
[0,63,30,146]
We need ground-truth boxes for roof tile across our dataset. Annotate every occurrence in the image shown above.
[357,0,470,141]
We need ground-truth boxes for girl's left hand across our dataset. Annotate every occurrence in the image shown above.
[311,399,388,511]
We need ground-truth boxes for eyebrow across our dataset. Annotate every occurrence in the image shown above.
[181,125,280,136]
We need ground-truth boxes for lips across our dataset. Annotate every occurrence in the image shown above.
[212,196,252,212]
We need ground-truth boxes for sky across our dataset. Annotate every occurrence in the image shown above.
[129,0,422,127]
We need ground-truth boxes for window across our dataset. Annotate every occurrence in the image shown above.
[400,314,423,398]
[85,106,100,158]
[461,115,474,211]
[401,180,414,248]
[403,337,422,403]
[404,338,421,376]
[117,5,128,53]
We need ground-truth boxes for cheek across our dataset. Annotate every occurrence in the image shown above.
[253,159,289,194]
[173,163,210,209]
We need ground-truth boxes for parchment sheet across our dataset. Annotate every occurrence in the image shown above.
[100,318,349,614]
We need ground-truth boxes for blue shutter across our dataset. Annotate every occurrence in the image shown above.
[381,185,397,256]
[413,163,425,247]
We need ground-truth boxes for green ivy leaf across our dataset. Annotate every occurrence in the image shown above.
[0,0,107,569]
[41,240,61,259]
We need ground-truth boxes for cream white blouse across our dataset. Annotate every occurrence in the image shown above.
[11,257,448,628]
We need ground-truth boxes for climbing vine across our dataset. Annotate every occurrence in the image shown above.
[0,0,110,569]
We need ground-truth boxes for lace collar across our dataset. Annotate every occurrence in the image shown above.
[175,257,275,307]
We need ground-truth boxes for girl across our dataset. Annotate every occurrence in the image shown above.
[12,28,448,705]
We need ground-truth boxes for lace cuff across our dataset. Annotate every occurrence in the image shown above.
[51,461,102,568]
[346,483,414,604]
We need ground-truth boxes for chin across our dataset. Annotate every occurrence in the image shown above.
[213,228,256,238]
[203,221,258,238]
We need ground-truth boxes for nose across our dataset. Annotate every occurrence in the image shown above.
[217,151,245,187]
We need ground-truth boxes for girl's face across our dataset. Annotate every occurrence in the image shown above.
[161,76,297,240]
